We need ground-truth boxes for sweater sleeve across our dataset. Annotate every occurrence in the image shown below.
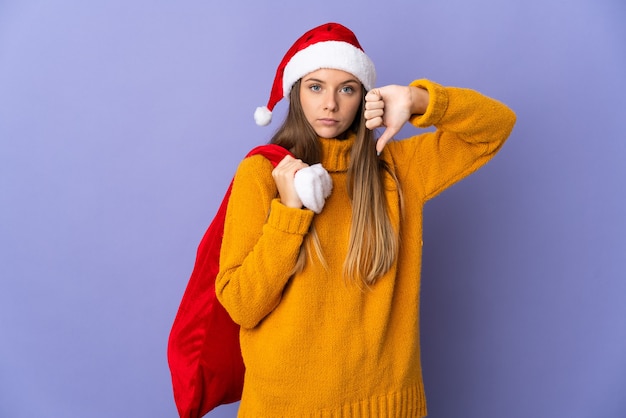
[215,155,314,329]
[386,79,516,201]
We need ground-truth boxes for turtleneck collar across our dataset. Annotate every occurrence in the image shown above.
[318,133,355,173]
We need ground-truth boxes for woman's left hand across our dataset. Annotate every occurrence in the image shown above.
[364,85,429,154]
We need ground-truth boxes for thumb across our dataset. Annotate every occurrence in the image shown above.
[375,126,400,154]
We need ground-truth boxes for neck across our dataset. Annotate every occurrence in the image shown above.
[318,133,355,172]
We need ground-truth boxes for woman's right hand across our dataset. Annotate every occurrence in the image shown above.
[272,155,309,209]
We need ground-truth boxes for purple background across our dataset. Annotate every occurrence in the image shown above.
[1,1,624,417]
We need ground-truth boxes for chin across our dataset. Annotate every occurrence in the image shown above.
[315,128,346,139]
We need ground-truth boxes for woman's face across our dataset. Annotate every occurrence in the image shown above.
[299,68,363,139]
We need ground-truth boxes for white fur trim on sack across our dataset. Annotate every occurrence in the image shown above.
[293,163,333,214]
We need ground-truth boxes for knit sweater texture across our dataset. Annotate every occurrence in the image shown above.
[216,79,516,417]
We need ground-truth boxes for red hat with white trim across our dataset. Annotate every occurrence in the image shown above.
[254,22,376,126]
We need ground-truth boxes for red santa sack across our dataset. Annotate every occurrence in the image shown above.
[167,144,293,418]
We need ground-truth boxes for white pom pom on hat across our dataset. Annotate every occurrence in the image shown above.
[254,106,272,126]
[255,22,376,126]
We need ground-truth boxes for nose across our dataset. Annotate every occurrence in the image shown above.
[323,92,338,111]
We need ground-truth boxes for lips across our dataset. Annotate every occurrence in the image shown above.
[318,118,339,125]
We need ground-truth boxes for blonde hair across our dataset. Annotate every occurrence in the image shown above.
[270,80,401,286]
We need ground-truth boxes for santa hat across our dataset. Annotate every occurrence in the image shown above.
[254,22,376,126]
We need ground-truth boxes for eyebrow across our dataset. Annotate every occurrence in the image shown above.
[303,77,360,85]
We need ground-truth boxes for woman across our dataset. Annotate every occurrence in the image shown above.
[215,22,516,417]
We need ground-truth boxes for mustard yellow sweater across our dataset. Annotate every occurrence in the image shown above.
[216,79,516,417]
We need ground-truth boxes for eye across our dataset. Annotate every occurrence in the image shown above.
[341,85,355,94]
[309,84,321,92]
